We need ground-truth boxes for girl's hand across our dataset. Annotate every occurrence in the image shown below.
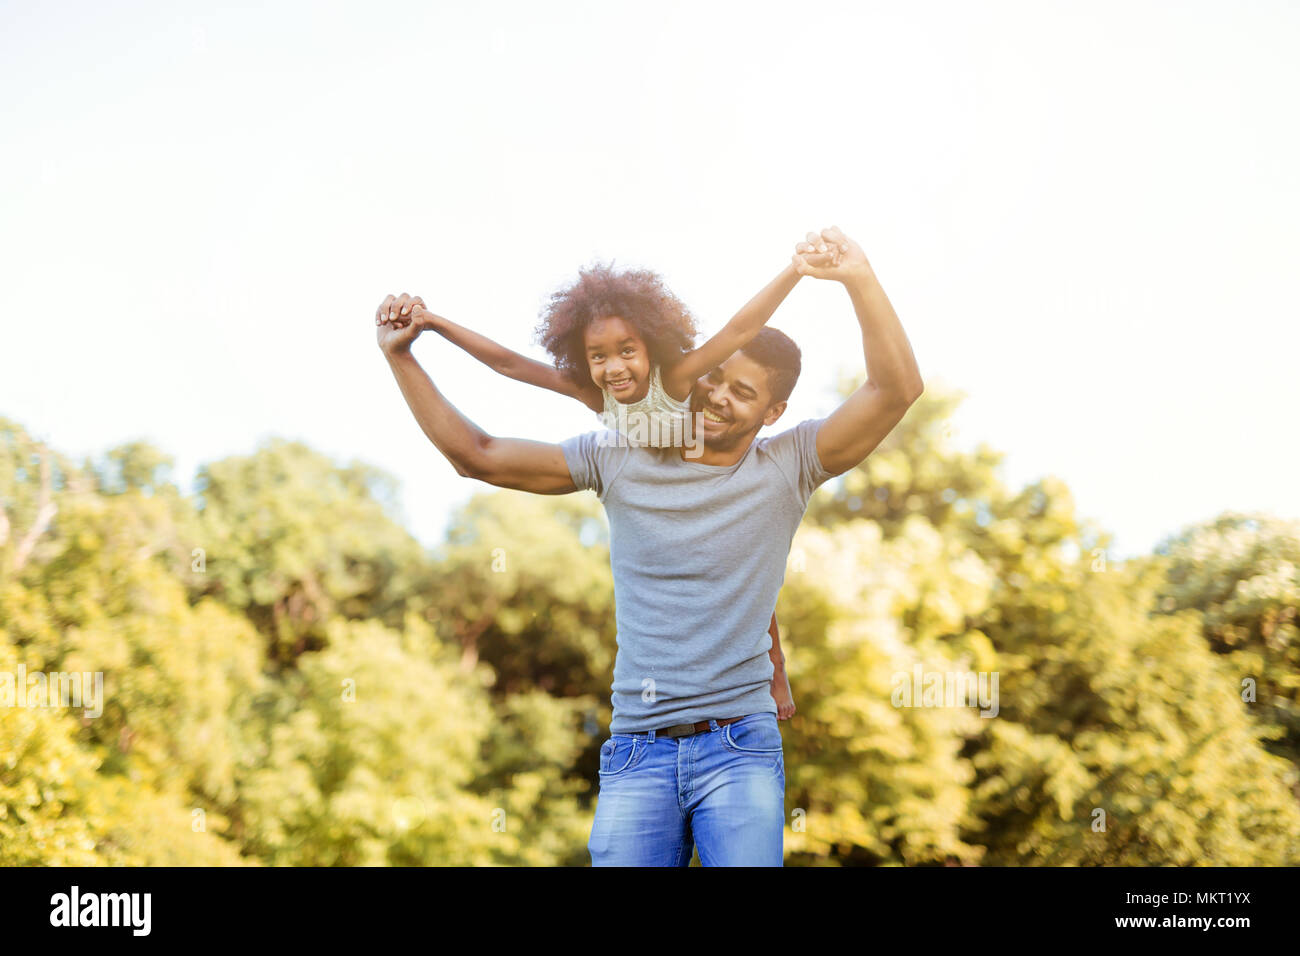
[770,666,796,720]
[375,292,429,356]
[409,304,446,333]
[376,293,430,330]
[792,226,872,283]
[376,292,426,326]
[385,303,445,335]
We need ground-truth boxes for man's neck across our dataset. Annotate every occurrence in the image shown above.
[679,433,758,467]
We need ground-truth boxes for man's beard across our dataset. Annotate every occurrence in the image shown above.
[699,415,760,451]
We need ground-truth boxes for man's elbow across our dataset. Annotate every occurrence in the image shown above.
[453,458,481,480]
[449,436,492,480]
[878,378,923,407]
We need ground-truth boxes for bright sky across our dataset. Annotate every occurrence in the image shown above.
[3,0,1297,560]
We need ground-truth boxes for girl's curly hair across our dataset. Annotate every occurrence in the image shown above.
[534,261,699,387]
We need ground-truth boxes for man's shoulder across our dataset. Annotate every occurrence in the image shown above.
[560,428,645,496]
[562,427,630,451]
[755,417,827,452]
[753,417,836,501]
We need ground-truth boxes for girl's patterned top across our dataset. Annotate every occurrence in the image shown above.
[598,364,694,447]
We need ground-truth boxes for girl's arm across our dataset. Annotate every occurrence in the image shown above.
[412,306,605,413]
[660,261,804,402]
[767,612,785,670]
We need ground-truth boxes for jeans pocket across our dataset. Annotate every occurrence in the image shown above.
[597,735,641,776]
[721,714,783,755]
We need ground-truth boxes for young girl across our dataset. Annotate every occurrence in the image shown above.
[388,254,828,719]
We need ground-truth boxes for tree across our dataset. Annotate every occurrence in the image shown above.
[430,490,615,699]
[1149,512,1300,782]
[187,439,434,664]
[968,559,1300,864]
[233,614,590,865]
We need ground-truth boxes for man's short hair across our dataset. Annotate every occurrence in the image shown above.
[740,327,801,404]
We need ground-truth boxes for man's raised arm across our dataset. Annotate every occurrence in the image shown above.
[376,293,578,495]
[791,228,925,476]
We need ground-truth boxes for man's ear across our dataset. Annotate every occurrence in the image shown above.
[762,400,788,427]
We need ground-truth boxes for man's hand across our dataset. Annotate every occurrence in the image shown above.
[375,292,431,357]
[792,226,872,284]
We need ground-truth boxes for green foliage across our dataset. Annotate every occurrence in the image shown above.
[430,490,615,700]
[968,561,1300,864]
[0,641,247,866]
[233,615,590,865]
[188,439,434,664]
[1150,513,1300,771]
[0,642,102,865]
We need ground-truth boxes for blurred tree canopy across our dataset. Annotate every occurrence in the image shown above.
[1,388,1296,865]
[1149,514,1300,774]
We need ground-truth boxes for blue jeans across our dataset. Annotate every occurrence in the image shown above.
[588,713,786,866]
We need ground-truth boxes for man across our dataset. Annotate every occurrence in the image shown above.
[376,226,923,865]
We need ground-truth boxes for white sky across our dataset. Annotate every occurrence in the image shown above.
[3,0,1297,560]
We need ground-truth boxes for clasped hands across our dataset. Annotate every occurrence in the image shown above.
[792,225,871,281]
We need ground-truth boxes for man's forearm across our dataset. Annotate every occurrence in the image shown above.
[844,268,923,399]
[384,349,488,476]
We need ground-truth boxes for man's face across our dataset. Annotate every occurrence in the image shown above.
[689,350,787,451]
[583,315,651,402]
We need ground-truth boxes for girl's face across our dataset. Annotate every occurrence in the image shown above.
[584,315,651,402]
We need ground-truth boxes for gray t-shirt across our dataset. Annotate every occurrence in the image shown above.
[561,417,835,733]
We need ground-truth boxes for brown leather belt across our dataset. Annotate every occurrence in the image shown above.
[655,716,745,738]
